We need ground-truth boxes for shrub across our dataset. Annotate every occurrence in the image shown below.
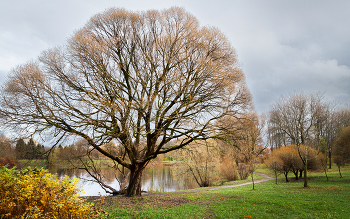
[265,156,283,184]
[218,159,238,181]
[276,146,303,181]
[164,156,173,161]
[0,157,18,168]
[0,166,106,219]
[266,145,324,182]
[237,163,250,180]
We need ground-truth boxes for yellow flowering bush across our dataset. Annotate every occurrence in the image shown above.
[0,166,106,219]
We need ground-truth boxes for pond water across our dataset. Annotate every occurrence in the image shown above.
[47,164,198,196]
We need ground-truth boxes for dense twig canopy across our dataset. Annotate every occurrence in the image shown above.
[0,7,251,171]
[268,92,330,148]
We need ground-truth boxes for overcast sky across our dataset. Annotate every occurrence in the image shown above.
[1,0,349,114]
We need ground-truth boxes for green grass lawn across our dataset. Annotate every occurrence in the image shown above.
[95,166,350,219]
[18,159,48,167]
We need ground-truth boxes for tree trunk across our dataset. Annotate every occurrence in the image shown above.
[303,164,308,187]
[299,169,303,178]
[126,163,145,196]
[284,172,289,182]
[328,151,332,169]
[338,166,342,178]
[275,171,278,184]
[303,147,308,187]
[293,170,299,180]
[324,168,329,181]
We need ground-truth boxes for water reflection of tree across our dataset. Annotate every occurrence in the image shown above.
[48,165,198,194]
[141,165,197,192]
[55,139,130,195]
[171,139,220,187]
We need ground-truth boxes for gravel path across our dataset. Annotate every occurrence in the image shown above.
[201,172,274,191]
[143,172,274,196]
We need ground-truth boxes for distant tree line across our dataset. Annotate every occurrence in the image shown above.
[15,138,45,160]
[0,136,46,167]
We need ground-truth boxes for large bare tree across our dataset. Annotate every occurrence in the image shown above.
[0,7,251,196]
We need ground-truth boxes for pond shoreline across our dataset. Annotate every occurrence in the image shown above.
[83,172,273,203]
[19,159,181,169]
[18,160,198,196]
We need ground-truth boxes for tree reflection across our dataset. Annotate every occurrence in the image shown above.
[49,164,198,195]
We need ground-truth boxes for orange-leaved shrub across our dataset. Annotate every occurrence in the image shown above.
[218,158,238,181]
[265,145,323,182]
[0,157,18,168]
[237,163,250,180]
[265,156,283,184]
[0,166,106,219]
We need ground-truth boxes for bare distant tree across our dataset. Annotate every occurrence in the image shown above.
[318,106,338,169]
[268,92,330,187]
[267,123,287,150]
[335,106,350,128]
[0,7,251,196]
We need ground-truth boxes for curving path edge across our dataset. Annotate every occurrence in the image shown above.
[144,172,274,196]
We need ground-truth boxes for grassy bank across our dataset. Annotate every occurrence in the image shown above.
[95,166,350,219]
[18,159,48,167]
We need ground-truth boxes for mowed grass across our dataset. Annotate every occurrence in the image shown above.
[96,166,350,219]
